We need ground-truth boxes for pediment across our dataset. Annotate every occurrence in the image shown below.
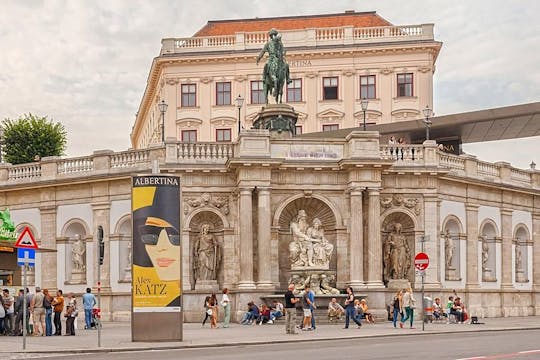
[354,110,383,118]
[176,118,203,127]
[296,111,308,122]
[210,116,237,126]
[391,109,420,118]
[317,109,345,121]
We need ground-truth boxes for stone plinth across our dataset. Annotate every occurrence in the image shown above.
[482,269,496,282]
[67,270,86,284]
[445,267,461,281]
[387,279,411,290]
[516,270,528,283]
[194,279,219,292]
[288,269,339,295]
[252,104,298,139]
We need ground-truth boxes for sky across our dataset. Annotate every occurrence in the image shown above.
[0,0,538,169]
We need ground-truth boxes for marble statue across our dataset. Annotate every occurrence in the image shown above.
[256,28,291,103]
[444,230,455,270]
[289,211,334,269]
[193,223,221,281]
[481,237,490,271]
[515,245,523,272]
[72,238,86,272]
[385,223,411,279]
[320,274,340,294]
[123,241,132,281]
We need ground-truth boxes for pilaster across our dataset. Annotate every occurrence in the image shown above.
[366,188,384,288]
[465,204,479,289]
[237,187,256,289]
[500,208,513,289]
[348,188,364,289]
[423,194,440,286]
[92,201,112,291]
[39,204,57,289]
[256,187,273,289]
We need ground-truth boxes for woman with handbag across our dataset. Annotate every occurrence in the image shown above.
[209,293,218,329]
[64,293,77,336]
[400,287,416,329]
[201,295,211,327]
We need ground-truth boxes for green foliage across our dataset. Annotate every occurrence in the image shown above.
[1,114,67,165]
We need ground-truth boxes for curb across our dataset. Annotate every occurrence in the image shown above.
[6,326,540,355]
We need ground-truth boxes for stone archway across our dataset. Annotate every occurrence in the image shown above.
[381,211,416,286]
[188,210,224,291]
[276,197,338,290]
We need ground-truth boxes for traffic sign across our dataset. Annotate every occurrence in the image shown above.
[17,248,35,267]
[14,227,39,249]
[414,252,430,271]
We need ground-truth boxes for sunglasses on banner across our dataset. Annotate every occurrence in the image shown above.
[139,224,180,246]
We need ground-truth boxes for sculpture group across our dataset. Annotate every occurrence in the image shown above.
[289,210,334,269]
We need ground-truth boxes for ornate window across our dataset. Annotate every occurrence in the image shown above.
[287,79,302,102]
[322,124,339,131]
[181,130,197,143]
[216,129,231,142]
[216,82,231,106]
[295,125,303,135]
[397,73,413,97]
[360,75,376,99]
[323,77,338,100]
[250,81,264,104]
[181,84,197,107]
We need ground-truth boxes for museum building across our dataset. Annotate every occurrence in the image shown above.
[0,12,539,322]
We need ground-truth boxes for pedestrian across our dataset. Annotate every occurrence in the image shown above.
[391,289,403,328]
[201,295,211,327]
[343,286,362,329]
[307,285,316,330]
[51,289,64,335]
[64,293,77,336]
[301,284,316,331]
[30,287,45,336]
[209,293,218,329]
[2,289,14,335]
[221,288,230,328]
[42,289,53,336]
[14,289,24,336]
[269,299,284,323]
[0,295,5,335]
[25,288,33,335]
[284,283,299,334]
[82,288,96,330]
[400,287,416,329]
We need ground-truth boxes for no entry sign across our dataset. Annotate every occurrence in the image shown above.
[414,252,430,271]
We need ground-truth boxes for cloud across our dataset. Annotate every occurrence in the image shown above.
[0,0,538,168]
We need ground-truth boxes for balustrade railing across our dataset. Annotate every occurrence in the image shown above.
[58,157,94,174]
[177,142,234,161]
[510,168,531,183]
[7,163,41,182]
[111,149,151,168]
[380,145,424,164]
[477,161,500,178]
[439,153,466,174]
[316,27,345,41]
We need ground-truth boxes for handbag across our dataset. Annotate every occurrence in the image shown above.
[206,309,213,316]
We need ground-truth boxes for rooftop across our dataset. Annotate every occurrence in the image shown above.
[194,11,393,36]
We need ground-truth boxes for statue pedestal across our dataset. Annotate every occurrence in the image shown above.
[67,270,86,284]
[252,104,298,139]
[195,280,219,292]
[387,279,411,290]
[288,269,338,295]
[516,270,528,283]
[122,267,132,282]
[482,269,496,282]
[445,267,461,281]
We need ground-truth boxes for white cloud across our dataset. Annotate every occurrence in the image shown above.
[0,0,538,168]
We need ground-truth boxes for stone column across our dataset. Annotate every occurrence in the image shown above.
[366,188,384,288]
[92,201,111,291]
[39,205,57,290]
[423,194,440,287]
[348,188,364,288]
[500,208,513,289]
[237,187,256,289]
[465,204,479,289]
[257,187,273,289]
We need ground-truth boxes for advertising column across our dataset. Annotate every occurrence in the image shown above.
[131,175,182,341]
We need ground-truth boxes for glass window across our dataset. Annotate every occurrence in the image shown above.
[323,77,338,100]
[181,84,197,107]
[295,125,303,135]
[322,124,339,132]
[287,79,302,102]
[397,73,413,97]
[216,82,231,106]
[181,130,197,143]
[251,81,264,104]
[216,128,231,142]
[360,75,376,99]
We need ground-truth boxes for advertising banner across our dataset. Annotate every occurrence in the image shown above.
[132,175,181,313]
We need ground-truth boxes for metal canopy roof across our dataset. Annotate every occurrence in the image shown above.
[301,102,540,144]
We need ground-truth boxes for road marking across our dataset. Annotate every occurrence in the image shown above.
[456,349,540,359]
[518,349,540,354]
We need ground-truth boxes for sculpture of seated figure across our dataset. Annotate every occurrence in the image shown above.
[306,218,334,269]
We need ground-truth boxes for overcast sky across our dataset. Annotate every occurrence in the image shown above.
[0,0,538,168]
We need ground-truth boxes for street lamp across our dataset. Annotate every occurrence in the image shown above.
[158,100,168,143]
[360,98,369,131]
[235,94,244,135]
[422,105,433,141]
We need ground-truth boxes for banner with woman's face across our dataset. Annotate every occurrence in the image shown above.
[131,175,181,312]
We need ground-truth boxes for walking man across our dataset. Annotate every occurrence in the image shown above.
[284,283,299,334]
[82,288,96,330]
[14,289,24,336]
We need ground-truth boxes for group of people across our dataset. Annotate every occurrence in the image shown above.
[0,286,97,337]
[327,294,375,326]
[432,295,469,323]
[390,287,417,329]
[239,300,284,326]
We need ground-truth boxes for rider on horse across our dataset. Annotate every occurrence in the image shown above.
[256,29,292,103]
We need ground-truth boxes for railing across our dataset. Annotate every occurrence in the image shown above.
[439,153,466,174]
[57,157,94,174]
[161,24,434,54]
[177,142,234,162]
[380,145,424,164]
[477,161,500,178]
[510,168,531,183]
[111,149,151,168]
[7,163,41,182]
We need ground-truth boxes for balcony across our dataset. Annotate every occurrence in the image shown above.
[161,24,435,55]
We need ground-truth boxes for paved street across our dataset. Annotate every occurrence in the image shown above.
[2,316,540,359]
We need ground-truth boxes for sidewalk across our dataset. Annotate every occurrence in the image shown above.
[2,316,540,356]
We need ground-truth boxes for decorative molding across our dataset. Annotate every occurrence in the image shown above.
[341,68,355,77]
[305,71,318,79]
[317,108,345,121]
[418,66,432,73]
[380,194,421,215]
[184,193,230,216]
[234,75,248,82]
[200,76,213,84]
[165,78,180,86]
[380,67,393,75]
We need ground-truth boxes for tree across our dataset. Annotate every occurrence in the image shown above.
[1,114,67,165]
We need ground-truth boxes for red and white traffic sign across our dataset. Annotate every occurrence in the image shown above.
[14,226,39,249]
[414,252,429,271]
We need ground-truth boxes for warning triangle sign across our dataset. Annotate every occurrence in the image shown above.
[14,227,39,249]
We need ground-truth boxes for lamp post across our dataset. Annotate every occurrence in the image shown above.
[235,94,244,135]
[360,98,369,131]
[422,105,433,141]
[158,100,168,144]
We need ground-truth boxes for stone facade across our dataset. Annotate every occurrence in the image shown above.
[0,133,538,321]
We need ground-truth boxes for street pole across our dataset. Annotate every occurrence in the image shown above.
[363,109,366,131]
[421,235,426,332]
[161,112,165,144]
[22,264,27,350]
[237,106,241,135]
[97,245,101,347]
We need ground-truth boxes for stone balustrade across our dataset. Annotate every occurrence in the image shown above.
[161,24,434,54]
[0,135,537,191]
